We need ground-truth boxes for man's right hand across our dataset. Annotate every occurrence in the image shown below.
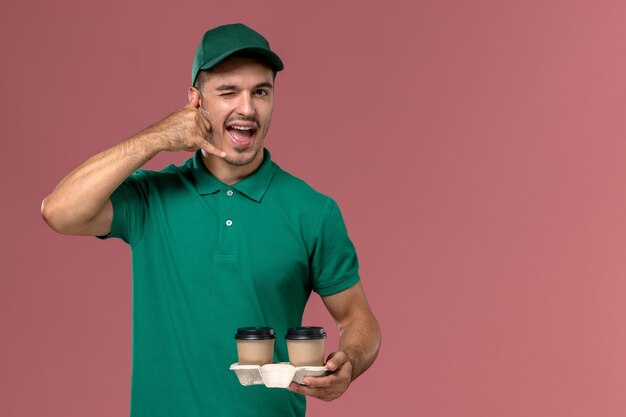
[146,89,226,158]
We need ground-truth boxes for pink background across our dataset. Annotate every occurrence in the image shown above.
[2,0,626,416]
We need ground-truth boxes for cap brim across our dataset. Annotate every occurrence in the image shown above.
[198,46,284,74]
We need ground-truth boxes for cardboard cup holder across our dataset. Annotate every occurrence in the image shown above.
[230,362,328,388]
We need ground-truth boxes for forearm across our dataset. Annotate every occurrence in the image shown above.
[42,90,223,235]
[337,310,381,380]
[42,132,162,233]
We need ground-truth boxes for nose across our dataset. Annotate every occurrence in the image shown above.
[235,92,255,117]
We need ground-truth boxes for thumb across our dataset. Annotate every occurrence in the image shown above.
[187,88,201,109]
[326,352,348,371]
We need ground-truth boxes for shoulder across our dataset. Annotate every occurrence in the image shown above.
[125,158,194,188]
[270,162,335,209]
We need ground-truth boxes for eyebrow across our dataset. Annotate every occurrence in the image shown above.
[254,82,274,90]
[214,82,274,91]
[215,84,236,91]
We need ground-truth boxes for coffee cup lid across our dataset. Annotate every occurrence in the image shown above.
[235,327,275,340]
[285,326,327,340]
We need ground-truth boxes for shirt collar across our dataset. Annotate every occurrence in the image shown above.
[191,148,275,202]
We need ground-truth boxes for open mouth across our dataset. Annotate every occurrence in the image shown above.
[226,124,257,148]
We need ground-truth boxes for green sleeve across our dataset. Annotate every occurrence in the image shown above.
[97,170,148,245]
[310,198,360,297]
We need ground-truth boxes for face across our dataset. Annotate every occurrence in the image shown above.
[196,56,275,167]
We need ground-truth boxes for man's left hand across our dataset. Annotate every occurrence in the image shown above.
[288,351,353,402]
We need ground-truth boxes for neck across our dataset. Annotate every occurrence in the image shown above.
[201,150,264,185]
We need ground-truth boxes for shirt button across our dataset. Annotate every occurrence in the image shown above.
[226,190,234,197]
[225,219,233,227]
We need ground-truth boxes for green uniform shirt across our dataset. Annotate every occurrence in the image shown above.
[101,149,360,417]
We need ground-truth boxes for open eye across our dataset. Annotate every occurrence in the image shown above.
[254,89,269,96]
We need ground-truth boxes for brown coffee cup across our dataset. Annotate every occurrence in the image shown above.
[285,327,326,367]
[235,327,275,365]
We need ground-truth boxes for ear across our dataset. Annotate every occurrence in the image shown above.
[188,87,201,108]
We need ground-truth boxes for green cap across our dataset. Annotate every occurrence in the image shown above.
[191,23,284,85]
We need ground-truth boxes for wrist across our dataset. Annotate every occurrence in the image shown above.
[130,131,165,158]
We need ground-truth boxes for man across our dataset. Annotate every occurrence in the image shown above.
[42,23,380,417]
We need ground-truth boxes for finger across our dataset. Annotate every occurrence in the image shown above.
[288,382,326,398]
[290,383,340,402]
[302,374,337,388]
[304,362,352,387]
[194,113,209,137]
[193,136,226,158]
[196,110,211,132]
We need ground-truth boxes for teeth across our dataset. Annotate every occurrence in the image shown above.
[231,126,254,130]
